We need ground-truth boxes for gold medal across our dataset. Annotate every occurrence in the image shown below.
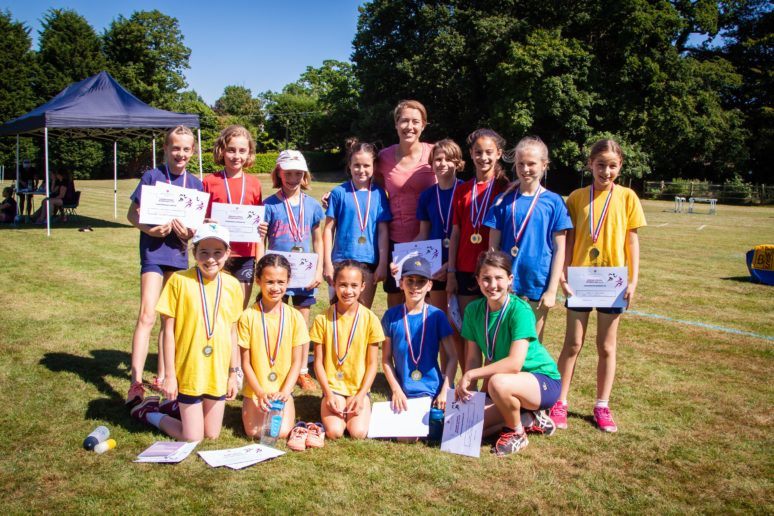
[291,246,303,253]
[410,369,423,381]
[202,345,213,357]
[589,247,600,261]
[358,235,366,244]
[511,246,519,257]
[470,233,482,244]
[443,238,450,248]
[268,371,278,382]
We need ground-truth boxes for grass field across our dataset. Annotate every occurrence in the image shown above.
[1,177,772,514]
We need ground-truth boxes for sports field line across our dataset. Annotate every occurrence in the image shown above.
[628,310,774,342]
[697,224,707,230]
[657,222,669,227]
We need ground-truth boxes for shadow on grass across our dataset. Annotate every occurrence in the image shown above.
[39,349,160,432]
[0,215,131,231]
[721,275,752,283]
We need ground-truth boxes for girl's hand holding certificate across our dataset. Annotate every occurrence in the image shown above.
[390,389,409,413]
[455,373,474,403]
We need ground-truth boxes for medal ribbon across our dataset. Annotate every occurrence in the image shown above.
[484,295,511,361]
[259,300,284,368]
[164,163,187,189]
[350,180,372,233]
[197,267,222,340]
[281,191,305,243]
[511,187,543,247]
[435,180,459,238]
[222,171,246,205]
[469,179,495,230]
[589,183,614,244]
[333,303,360,367]
[402,303,428,370]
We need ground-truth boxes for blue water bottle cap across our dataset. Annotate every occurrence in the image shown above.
[430,407,444,420]
[271,400,285,410]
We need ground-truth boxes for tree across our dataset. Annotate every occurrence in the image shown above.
[214,86,263,125]
[103,10,191,110]
[262,85,320,150]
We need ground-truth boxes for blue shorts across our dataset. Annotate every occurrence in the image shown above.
[140,263,183,276]
[532,373,561,410]
[226,257,255,283]
[283,293,316,308]
[177,393,227,405]
[565,300,625,315]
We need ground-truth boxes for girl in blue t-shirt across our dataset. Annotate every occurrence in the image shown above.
[125,125,204,407]
[323,139,391,308]
[262,150,324,390]
[484,136,572,343]
[382,257,457,414]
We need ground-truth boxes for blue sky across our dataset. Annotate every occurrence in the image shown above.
[7,0,363,104]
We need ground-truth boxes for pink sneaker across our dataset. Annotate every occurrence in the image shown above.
[549,401,568,429]
[305,422,326,449]
[286,422,308,451]
[593,406,618,433]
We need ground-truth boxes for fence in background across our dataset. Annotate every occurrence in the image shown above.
[644,181,774,205]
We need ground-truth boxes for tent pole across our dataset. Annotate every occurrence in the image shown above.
[152,137,156,169]
[114,141,118,219]
[45,128,50,237]
[15,135,19,193]
[197,129,203,179]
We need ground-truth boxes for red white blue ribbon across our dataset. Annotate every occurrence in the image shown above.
[350,180,372,234]
[333,303,360,368]
[436,180,459,239]
[484,295,511,361]
[511,186,543,248]
[222,171,245,205]
[197,267,222,340]
[469,179,495,230]
[402,303,428,371]
[589,183,614,244]
[259,299,284,368]
[281,191,305,243]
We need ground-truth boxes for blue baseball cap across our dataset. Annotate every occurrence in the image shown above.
[401,256,432,279]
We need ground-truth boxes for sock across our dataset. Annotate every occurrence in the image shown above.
[146,412,166,429]
[513,424,524,434]
[560,399,567,406]
[595,399,609,409]
[300,367,309,375]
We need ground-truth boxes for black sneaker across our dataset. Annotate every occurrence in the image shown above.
[494,429,529,456]
[525,409,556,436]
[130,396,160,424]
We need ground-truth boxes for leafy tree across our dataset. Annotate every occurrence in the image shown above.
[262,87,320,150]
[214,86,263,125]
[103,10,191,110]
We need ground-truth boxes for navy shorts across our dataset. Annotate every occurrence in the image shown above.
[177,393,227,405]
[455,271,482,296]
[532,373,561,410]
[140,263,183,276]
[565,300,625,315]
[284,293,316,308]
[226,257,255,283]
[382,241,402,294]
[431,279,447,292]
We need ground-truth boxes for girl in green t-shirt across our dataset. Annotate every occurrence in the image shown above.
[457,250,561,456]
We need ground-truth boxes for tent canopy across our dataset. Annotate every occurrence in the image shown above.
[0,71,199,140]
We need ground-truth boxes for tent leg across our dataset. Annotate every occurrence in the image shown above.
[114,141,118,219]
[45,128,50,237]
[152,137,156,170]
[15,136,19,194]
[197,129,203,179]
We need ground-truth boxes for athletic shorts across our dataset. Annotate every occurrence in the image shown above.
[565,300,625,315]
[226,256,255,283]
[431,279,447,292]
[140,263,183,276]
[177,393,227,405]
[382,241,402,294]
[532,373,561,410]
[455,271,481,296]
[283,293,316,308]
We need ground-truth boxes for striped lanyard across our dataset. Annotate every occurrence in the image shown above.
[435,180,459,238]
[350,180,372,233]
[164,164,187,189]
[333,303,360,368]
[281,190,305,243]
[589,183,614,244]
[197,268,222,340]
[222,171,245,204]
[484,295,511,361]
[469,179,494,230]
[511,187,543,247]
[259,300,284,369]
[402,303,428,371]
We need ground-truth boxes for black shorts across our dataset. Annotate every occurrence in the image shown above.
[431,279,447,292]
[382,241,402,294]
[455,271,481,296]
[565,300,625,315]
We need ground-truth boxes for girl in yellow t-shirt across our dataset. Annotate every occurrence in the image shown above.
[131,223,244,441]
[551,139,647,434]
[311,260,384,439]
[239,254,308,440]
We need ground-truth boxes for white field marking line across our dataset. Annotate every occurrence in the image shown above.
[657,223,669,227]
[697,224,706,230]
[628,310,774,342]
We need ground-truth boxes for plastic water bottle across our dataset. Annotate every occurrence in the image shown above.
[94,439,116,454]
[428,407,445,442]
[83,426,110,450]
[260,401,285,447]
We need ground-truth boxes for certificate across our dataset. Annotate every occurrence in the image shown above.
[134,440,199,463]
[367,396,432,438]
[265,251,318,289]
[440,389,485,458]
[139,183,209,229]
[566,266,628,308]
[210,203,265,243]
[392,239,442,281]
[198,444,284,469]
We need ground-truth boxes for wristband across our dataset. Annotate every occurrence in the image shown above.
[447,268,457,274]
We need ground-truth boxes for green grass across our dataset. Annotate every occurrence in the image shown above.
[1,178,772,513]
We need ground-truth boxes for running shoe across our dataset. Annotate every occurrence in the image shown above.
[158,399,180,419]
[549,401,568,429]
[593,406,618,433]
[125,381,145,408]
[287,422,309,451]
[296,373,316,391]
[305,422,326,449]
[493,429,529,456]
[525,409,556,436]
[130,396,160,424]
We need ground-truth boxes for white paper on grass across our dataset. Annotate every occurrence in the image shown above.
[392,239,442,281]
[138,183,209,229]
[367,396,432,438]
[198,444,284,468]
[566,266,628,308]
[440,389,485,458]
[210,203,265,243]
[134,440,199,463]
[265,251,318,289]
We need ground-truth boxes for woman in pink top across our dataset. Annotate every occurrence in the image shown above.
[376,99,437,307]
